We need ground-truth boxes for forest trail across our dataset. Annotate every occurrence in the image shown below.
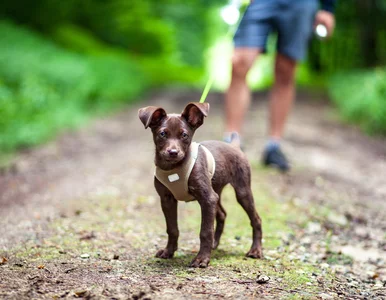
[1,90,385,299]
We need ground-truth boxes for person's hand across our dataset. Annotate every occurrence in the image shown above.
[314,10,335,37]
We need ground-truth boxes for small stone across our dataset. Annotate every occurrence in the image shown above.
[80,253,90,259]
[306,222,322,234]
[256,275,270,284]
[366,271,379,279]
[320,263,330,269]
[319,293,334,299]
[327,212,348,227]
[332,265,347,274]
[301,236,312,245]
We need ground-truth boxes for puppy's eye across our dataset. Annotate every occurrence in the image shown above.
[159,131,167,138]
[181,132,189,139]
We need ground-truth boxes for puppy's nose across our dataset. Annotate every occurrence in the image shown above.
[168,149,179,157]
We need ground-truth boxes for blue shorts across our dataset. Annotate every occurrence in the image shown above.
[234,0,319,61]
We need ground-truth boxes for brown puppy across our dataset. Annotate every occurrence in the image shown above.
[138,102,263,268]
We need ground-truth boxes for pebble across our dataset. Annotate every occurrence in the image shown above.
[319,293,334,299]
[307,222,322,234]
[327,212,348,226]
[80,253,90,259]
[320,263,330,269]
[256,275,270,284]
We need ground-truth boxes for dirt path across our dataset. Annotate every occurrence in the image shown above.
[0,90,385,299]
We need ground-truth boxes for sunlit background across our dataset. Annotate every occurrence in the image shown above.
[0,0,386,158]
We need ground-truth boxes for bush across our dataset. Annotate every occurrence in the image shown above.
[0,21,148,151]
[328,69,386,135]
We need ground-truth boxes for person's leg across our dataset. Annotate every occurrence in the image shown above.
[225,0,275,146]
[263,0,318,171]
[269,53,297,140]
[225,48,260,145]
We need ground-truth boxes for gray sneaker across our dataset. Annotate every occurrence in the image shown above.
[262,146,290,172]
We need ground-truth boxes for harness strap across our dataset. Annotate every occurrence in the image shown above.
[155,142,215,201]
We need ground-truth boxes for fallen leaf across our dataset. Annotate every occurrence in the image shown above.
[74,290,88,297]
[79,231,96,241]
[0,257,8,265]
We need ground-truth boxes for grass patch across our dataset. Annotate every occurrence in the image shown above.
[325,252,353,266]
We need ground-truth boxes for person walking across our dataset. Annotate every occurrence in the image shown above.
[224,0,336,171]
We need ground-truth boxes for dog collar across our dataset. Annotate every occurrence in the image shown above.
[155,142,215,202]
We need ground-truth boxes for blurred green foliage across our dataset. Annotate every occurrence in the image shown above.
[1,0,385,154]
[329,69,386,135]
[0,0,222,153]
[309,0,386,72]
[1,0,222,67]
[0,21,147,151]
[309,0,386,135]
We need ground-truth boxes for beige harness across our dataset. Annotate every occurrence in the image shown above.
[155,142,215,202]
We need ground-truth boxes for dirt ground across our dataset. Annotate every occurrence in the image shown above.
[0,90,385,299]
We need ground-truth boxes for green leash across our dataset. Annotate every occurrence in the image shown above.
[198,4,243,103]
[199,76,215,103]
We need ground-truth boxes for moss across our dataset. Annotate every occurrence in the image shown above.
[325,252,353,265]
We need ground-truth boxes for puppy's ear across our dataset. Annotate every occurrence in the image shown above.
[181,102,209,129]
[138,106,167,129]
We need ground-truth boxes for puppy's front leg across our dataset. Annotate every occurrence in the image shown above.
[190,191,218,268]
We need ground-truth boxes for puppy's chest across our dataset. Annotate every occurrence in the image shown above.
[155,142,215,201]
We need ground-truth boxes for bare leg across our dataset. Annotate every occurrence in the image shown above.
[269,53,297,139]
[225,48,260,136]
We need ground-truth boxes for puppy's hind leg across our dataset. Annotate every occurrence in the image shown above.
[213,199,227,250]
[232,173,263,258]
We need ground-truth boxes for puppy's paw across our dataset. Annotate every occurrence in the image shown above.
[155,248,174,259]
[246,247,263,259]
[189,255,210,268]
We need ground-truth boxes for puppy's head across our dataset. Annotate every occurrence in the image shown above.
[138,102,209,165]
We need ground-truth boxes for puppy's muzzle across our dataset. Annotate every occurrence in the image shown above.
[167,149,179,158]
